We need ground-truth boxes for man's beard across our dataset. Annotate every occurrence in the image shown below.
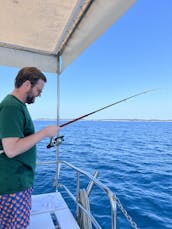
[26,90,35,104]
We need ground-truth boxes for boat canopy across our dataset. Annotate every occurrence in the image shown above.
[0,0,135,73]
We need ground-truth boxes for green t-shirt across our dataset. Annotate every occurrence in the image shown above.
[0,95,36,194]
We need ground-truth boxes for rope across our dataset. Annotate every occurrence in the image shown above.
[77,189,92,229]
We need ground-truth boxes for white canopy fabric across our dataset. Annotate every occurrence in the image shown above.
[0,0,135,73]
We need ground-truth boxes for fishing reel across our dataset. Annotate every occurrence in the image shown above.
[47,135,64,148]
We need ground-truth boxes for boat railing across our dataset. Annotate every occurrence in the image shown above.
[37,160,116,229]
[37,160,140,229]
[58,160,116,229]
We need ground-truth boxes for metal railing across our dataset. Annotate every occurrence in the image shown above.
[37,160,140,229]
[58,160,116,229]
[37,160,116,229]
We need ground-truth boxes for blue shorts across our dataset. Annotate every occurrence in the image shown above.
[0,188,33,229]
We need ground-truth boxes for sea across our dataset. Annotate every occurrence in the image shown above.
[33,120,172,229]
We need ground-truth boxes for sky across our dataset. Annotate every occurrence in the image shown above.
[0,0,172,120]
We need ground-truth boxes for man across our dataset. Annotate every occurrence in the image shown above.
[0,67,60,228]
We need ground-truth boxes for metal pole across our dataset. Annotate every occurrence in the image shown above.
[54,54,61,191]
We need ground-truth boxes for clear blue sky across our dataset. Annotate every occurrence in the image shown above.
[0,0,172,120]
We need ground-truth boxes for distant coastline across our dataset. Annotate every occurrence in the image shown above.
[35,118,172,122]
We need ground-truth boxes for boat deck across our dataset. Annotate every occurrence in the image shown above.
[27,192,80,229]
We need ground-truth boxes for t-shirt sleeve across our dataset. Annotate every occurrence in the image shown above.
[0,105,25,138]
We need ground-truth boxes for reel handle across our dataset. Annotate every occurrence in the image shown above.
[47,135,64,148]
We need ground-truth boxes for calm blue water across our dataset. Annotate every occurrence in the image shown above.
[33,120,172,229]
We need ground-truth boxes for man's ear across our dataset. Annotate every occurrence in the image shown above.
[23,80,31,90]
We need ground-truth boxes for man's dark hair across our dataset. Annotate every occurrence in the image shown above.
[15,67,47,88]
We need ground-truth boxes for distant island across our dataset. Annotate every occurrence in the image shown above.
[35,118,172,122]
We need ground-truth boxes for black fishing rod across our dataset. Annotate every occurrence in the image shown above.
[47,89,155,148]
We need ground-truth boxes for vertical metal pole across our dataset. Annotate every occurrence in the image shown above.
[111,195,116,229]
[55,54,61,191]
[76,171,80,220]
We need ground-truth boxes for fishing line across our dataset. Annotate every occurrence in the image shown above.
[47,89,156,148]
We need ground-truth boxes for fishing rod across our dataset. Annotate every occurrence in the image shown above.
[47,89,155,148]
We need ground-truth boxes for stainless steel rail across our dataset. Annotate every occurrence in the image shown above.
[37,160,116,229]
[37,160,140,229]
[57,160,116,229]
